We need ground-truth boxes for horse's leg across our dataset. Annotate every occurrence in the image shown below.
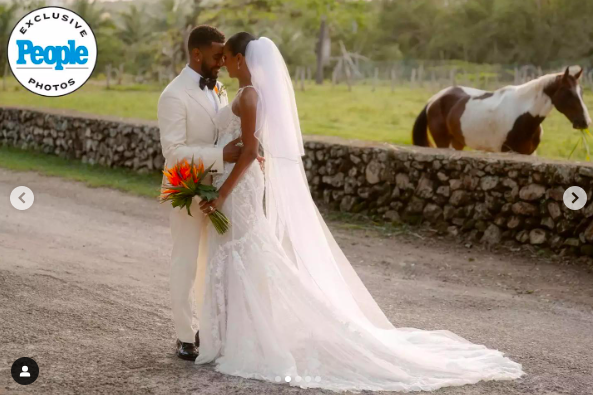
[445,100,469,151]
[530,125,543,156]
[522,124,543,155]
[451,139,465,151]
[427,100,452,148]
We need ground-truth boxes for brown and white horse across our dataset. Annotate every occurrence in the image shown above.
[412,67,592,155]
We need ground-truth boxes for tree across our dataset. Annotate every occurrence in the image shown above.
[1,0,48,86]
[289,0,372,84]
[71,0,120,77]
[0,1,19,79]
[117,5,153,75]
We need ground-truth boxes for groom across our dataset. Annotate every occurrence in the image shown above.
[158,25,238,361]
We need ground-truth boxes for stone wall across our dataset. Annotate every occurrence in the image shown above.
[0,107,164,173]
[3,106,593,256]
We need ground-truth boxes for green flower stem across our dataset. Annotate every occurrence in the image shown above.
[209,210,230,234]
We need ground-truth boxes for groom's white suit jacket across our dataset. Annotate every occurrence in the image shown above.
[157,66,229,341]
[158,66,229,185]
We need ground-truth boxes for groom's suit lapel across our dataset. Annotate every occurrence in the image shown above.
[182,68,217,124]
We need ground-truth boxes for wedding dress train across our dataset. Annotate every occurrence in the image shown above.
[193,101,524,393]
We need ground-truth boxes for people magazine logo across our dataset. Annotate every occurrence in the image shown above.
[7,7,97,97]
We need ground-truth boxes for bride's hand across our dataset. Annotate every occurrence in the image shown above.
[199,191,228,215]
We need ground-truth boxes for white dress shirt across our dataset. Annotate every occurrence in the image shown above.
[185,64,219,112]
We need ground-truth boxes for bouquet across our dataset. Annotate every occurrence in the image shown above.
[160,157,230,234]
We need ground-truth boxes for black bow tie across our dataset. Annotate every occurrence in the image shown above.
[199,77,217,91]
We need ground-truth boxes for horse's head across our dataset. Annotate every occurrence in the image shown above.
[549,67,592,130]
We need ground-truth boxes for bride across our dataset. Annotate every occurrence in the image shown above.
[195,33,524,392]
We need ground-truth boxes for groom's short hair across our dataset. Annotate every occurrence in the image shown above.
[188,25,225,52]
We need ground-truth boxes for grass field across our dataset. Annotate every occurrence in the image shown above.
[0,145,161,198]
[1,77,592,161]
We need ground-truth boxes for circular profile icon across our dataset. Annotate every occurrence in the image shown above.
[11,357,39,385]
[7,6,97,97]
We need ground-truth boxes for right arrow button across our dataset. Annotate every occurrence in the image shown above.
[564,186,587,211]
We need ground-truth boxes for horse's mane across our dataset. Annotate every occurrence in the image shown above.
[514,73,560,95]
[516,66,583,95]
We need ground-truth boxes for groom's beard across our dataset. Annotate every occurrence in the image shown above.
[201,61,220,79]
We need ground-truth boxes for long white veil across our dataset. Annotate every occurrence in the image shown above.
[245,37,395,333]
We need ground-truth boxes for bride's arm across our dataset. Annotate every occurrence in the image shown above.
[199,88,259,214]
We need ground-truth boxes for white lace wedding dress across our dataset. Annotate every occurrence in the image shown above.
[193,99,524,393]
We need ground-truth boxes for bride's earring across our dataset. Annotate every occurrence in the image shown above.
[238,63,241,70]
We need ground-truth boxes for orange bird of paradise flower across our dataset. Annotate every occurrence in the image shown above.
[159,156,230,234]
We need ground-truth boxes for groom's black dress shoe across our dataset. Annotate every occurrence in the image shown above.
[176,339,198,361]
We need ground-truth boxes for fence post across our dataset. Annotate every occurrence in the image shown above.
[331,66,338,86]
[299,67,306,91]
[391,67,397,92]
[2,63,7,91]
[117,63,124,85]
[106,64,112,89]
[372,67,378,92]
[514,67,520,85]
[449,69,456,86]
[345,66,352,92]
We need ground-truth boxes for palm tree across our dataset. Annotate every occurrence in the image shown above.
[0,2,18,89]
[71,0,112,31]
[70,0,119,78]
[118,6,151,54]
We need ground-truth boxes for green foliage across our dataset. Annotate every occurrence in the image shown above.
[70,0,121,76]
[0,3,18,73]
[3,0,593,80]
[376,0,593,65]
[0,0,46,73]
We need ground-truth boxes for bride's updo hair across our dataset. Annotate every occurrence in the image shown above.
[226,32,256,56]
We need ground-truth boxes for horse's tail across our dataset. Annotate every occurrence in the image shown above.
[412,104,431,147]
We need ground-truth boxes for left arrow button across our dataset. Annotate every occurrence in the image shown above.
[10,186,34,211]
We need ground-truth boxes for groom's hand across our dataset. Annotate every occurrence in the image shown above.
[223,140,242,163]
[257,155,265,172]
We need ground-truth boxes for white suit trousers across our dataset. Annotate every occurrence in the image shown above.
[169,198,210,343]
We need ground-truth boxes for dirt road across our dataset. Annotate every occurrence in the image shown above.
[1,168,592,395]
